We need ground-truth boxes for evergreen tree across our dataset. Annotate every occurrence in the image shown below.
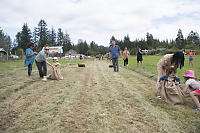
[63,32,72,53]
[123,34,131,50]
[110,36,116,43]
[0,28,12,54]
[32,27,39,50]
[57,28,64,46]
[36,19,48,50]
[175,29,184,49]
[187,30,200,46]
[16,23,32,51]
[77,41,89,55]
[48,27,56,46]
[146,32,154,49]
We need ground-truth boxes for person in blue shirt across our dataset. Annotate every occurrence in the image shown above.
[157,66,180,99]
[109,40,122,72]
[24,43,37,77]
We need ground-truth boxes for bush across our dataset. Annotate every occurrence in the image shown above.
[160,49,179,55]
[185,44,199,50]
[16,48,24,56]
[146,50,160,55]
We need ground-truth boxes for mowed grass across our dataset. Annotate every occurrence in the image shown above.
[119,55,200,82]
[118,55,200,132]
[1,57,200,132]
[0,58,85,101]
[0,58,86,75]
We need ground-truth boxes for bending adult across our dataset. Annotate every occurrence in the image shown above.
[156,52,185,98]
[35,44,54,81]
[24,43,37,77]
[109,40,122,72]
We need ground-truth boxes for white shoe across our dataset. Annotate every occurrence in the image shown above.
[157,96,161,99]
[42,76,47,81]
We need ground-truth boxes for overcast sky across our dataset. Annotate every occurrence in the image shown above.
[0,0,200,46]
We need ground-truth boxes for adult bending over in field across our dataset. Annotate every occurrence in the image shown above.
[24,43,37,77]
[35,44,54,81]
[109,40,122,72]
[156,52,185,98]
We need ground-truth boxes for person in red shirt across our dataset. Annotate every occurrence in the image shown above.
[189,50,195,66]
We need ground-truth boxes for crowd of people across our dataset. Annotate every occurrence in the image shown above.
[156,50,200,111]
[24,41,200,111]
[25,44,63,81]
[108,41,199,111]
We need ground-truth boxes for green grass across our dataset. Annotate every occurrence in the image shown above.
[0,58,87,74]
[119,55,200,82]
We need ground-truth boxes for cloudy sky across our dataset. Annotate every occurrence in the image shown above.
[0,0,200,46]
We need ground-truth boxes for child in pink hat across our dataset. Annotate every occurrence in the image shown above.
[183,70,200,111]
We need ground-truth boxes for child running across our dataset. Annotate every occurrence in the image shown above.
[48,57,63,80]
[183,70,200,111]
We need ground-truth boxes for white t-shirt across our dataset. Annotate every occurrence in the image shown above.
[185,79,200,90]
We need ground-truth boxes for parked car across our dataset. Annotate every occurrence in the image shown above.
[10,54,19,59]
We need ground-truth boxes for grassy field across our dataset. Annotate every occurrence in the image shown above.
[119,55,200,82]
[0,58,84,76]
[1,57,200,132]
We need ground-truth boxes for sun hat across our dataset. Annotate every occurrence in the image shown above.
[184,70,195,78]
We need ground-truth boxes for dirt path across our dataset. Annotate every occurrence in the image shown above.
[0,61,198,132]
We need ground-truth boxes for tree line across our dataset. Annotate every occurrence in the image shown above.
[111,29,200,55]
[0,19,200,57]
[0,19,109,56]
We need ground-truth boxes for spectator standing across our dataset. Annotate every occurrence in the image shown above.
[101,54,104,60]
[109,40,122,72]
[137,48,143,65]
[123,47,130,66]
[80,54,83,60]
[189,50,195,66]
[98,54,101,60]
[182,48,186,59]
[24,43,37,77]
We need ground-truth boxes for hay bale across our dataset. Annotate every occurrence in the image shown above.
[109,65,113,68]
[78,64,85,67]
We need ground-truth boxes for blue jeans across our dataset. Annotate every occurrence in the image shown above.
[28,64,32,76]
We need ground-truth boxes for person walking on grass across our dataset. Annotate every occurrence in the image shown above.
[183,70,200,111]
[123,47,130,67]
[35,44,54,81]
[109,40,122,72]
[137,48,143,66]
[24,43,37,77]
